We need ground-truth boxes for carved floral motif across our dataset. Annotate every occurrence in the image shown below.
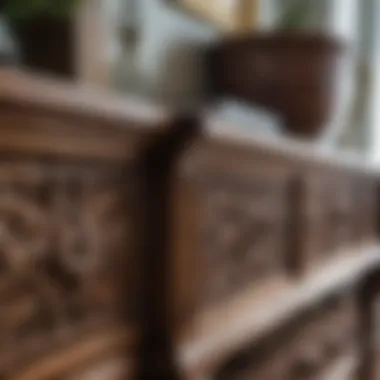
[0,160,132,356]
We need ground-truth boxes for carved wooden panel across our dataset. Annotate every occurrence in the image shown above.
[198,167,291,309]
[63,356,135,380]
[374,300,380,380]
[299,172,356,271]
[290,292,357,378]
[215,291,358,380]
[217,343,290,380]
[297,174,326,270]
[0,158,135,379]
[354,176,378,243]
[324,174,355,253]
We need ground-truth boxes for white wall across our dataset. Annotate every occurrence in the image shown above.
[366,0,380,162]
[323,0,359,147]
[109,0,377,155]
[133,0,218,107]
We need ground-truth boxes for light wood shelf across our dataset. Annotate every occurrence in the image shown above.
[317,354,358,380]
[177,244,380,374]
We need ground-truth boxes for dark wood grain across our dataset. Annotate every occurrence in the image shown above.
[0,68,176,380]
[215,290,358,380]
[170,116,380,379]
[0,68,379,380]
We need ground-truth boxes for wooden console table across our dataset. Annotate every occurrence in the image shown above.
[0,68,176,380]
[169,114,380,380]
[0,69,379,380]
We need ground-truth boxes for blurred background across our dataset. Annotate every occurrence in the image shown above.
[1,0,379,159]
[0,2,379,379]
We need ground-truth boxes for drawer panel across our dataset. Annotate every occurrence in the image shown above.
[354,176,378,243]
[299,172,356,271]
[199,166,292,309]
[0,160,137,379]
[216,333,292,380]
[215,292,358,380]
[289,293,357,379]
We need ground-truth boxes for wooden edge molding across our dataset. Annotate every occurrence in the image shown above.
[0,117,147,161]
[0,68,174,128]
[316,354,358,380]
[0,68,177,161]
[202,113,380,176]
[9,328,138,380]
[176,244,380,375]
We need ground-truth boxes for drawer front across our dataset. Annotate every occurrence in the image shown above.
[373,296,380,355]
[326,175,356,252]
[215,295,357,380]
[354,176,378,243]
[223,354,288,380]
[62,357,135,380]
[199,167,291,309]
[216,335,292,380]
[215,293,358,380]
[289,293,357,379]
[299,172,356,271]
[0,159,136,379]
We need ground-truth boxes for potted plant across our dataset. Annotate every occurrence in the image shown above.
[208,0,346,138]
[0,0,81,77]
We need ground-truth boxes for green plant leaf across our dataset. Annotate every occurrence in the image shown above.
[277,0,315,31]
[2,0,81,21]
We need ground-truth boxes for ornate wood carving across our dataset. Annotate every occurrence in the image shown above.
[67,357,134,380]
[172,134,380,380]
[355,177,378,243]
[0,159,134,378]
[299,172,356,271]
[215,292,358,380]
[0,68,179,380]
[290,293,357,379]
[198,169,291,309]
[324,175,355,252]
[297,174,326,270]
